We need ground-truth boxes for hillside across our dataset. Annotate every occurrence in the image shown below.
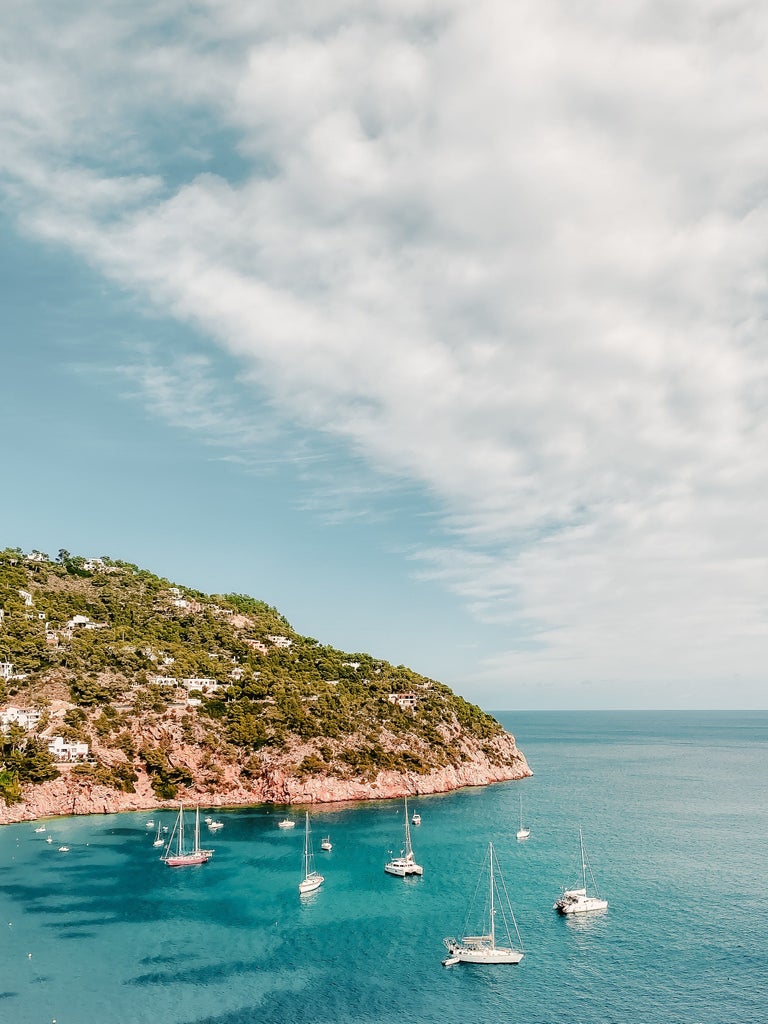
[0,547,530,822]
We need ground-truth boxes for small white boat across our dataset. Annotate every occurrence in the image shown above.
[46,836,53,844]
[385,796,423,877]
[152,821,165,847]
[145,819,155,828]
[58,846,70,853]
[554,828,608,915]
[299,812,324,894]
[443,842,524,965]
[34,826,46,833]
[516,792,530,841]
[411,812,421,826]
[320,836,332,851]
[207,820,224,831]
[278,819,296,829]
[204,817,213,824]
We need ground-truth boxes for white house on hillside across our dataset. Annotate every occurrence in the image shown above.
[267,635,293,649]
[0,706,42,731]
[47,736,90,762]
[388,691,419,710]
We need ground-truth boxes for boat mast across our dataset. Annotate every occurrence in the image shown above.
[488,843,496,949]
[403,796,412,858]
[579,827,587,891]
[304,811,310,877]
[178,804,184,857]
[194,806,200,855]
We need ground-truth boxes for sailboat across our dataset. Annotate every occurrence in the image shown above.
[516,792,530,840]
[152,820,165,847]
[384,795,423,877]
[162,805,214,867]
[443,842,524,965]
[299,811,324,894]
[553,827,608,914]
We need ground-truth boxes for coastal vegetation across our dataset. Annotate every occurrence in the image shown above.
[0,547,524,810]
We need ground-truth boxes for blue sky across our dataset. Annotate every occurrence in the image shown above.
[2,1,766,710]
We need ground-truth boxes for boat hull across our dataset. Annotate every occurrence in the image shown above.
[554,892,608,914]
[165,852,212,867]
[516,828,530,840]
[299,873,324,894]
[443,940,523,965]
[384,859,423,877]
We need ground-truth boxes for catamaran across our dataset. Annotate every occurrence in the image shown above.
[162,805,214,867]
[443,842,524,965]
[385,795,423,877]
[299,812,324,894]
[553,827,608,914]
[516,792,530,840]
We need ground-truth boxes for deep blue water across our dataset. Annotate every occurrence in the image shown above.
[1,711,766,1024]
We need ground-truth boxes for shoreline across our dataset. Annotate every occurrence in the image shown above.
[0,755,532,825]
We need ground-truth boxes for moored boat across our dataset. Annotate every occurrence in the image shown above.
[385,796,423,877]
[162,805,214,867]
[443,842,524,965]
[299,812,324,894]
[554,828,607,914]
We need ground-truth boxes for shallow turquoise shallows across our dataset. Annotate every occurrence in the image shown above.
[2,711,767,1024]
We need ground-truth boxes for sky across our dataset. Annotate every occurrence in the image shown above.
[1,1,766,711]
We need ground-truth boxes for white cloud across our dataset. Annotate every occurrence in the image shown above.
[2,0,767,704]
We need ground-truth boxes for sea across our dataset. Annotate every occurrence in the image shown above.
[1,711,766,1024]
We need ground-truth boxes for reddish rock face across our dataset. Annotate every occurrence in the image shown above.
[0,732,531,824]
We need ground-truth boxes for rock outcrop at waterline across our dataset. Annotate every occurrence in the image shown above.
[0,731,530,824]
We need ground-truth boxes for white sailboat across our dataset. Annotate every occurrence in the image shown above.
[299,811,324,894]
[443,842,524,965]
[384,795,423,877]
[320,835,333,851]
[553,827,608,914]
[152,820,165,847]
[162,805,214,868]
[516,792,530,840]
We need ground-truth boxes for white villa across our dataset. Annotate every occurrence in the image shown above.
[47,736,90,762]
[267,634,293,649]
[180,677,220,693]
[0,706,42,732]
[387,691,420,710]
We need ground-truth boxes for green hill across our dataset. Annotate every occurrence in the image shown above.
[0,547,529,813]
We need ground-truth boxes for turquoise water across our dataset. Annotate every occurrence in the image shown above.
[2,711,766,1024]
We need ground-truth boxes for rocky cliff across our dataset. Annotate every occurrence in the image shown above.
[0,731,530,824]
